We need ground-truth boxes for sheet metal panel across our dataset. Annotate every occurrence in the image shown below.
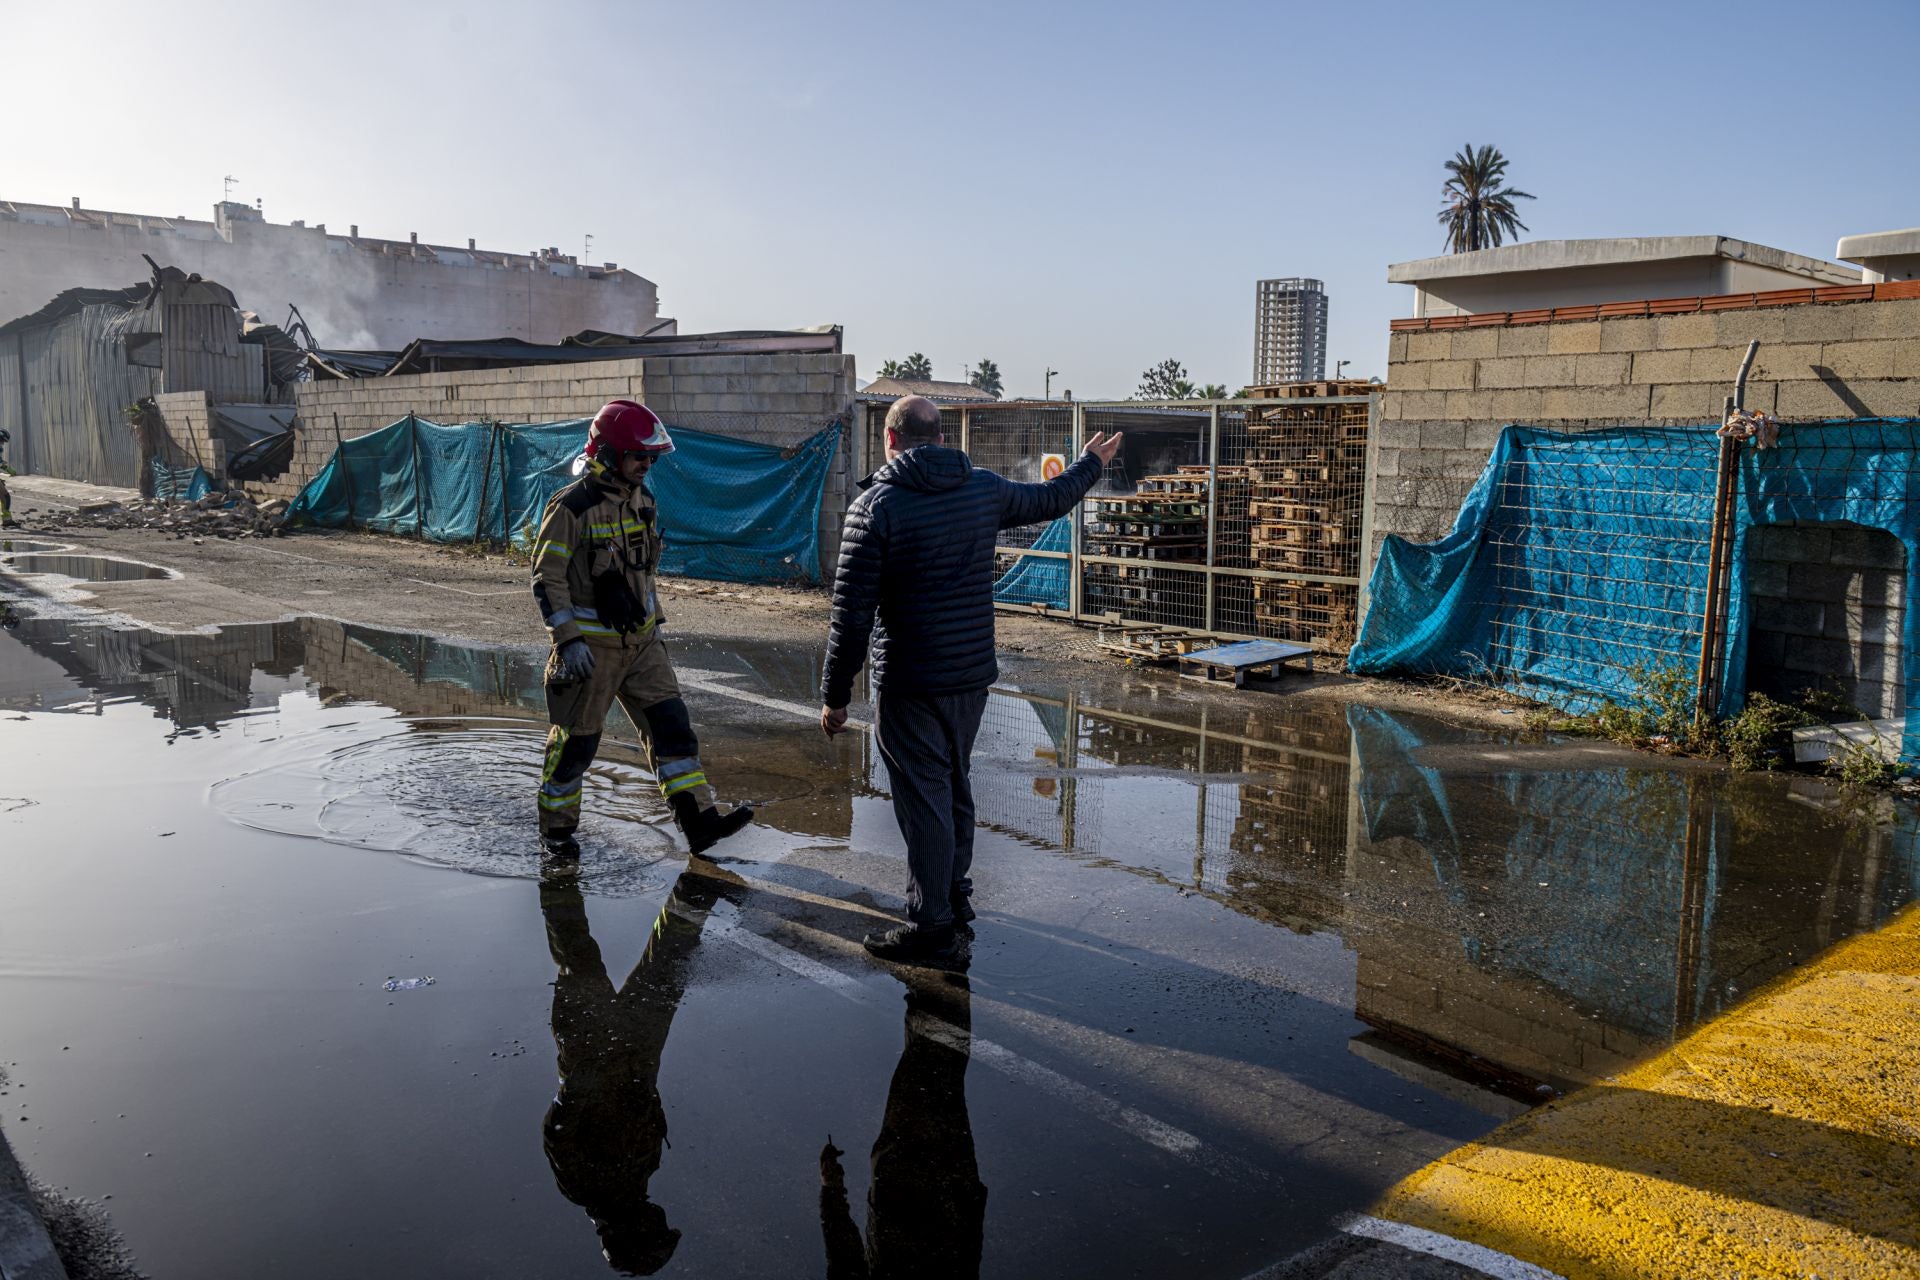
[17,305,155,486]
[162,301,263,404]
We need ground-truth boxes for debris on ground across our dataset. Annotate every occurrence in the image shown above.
[27,1172,149,1280]
[382,976,436,992]
[36,493,290,540]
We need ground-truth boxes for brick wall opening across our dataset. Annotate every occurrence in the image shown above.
[1745,522,1905,719]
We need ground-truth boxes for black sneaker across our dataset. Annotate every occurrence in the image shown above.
[951,894,977,925]
[862,924,963,969]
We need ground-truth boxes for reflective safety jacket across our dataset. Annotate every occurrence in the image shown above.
[531,472,665,647]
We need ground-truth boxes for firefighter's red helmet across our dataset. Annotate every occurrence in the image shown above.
[586,400,674,459]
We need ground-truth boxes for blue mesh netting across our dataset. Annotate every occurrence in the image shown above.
[991,515,1072,608]
[1350,419,1920,760]
[151,457,212,502]
[285,417,839,584]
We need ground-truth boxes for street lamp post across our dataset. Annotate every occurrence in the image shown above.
[1045,367,1059,400]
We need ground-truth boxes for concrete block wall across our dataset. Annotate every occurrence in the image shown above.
[256,353,857,576]
[1745,523,1906,719]
[150,389,226,481]
[1374,295,1920,712]
[1378,296,1920,553]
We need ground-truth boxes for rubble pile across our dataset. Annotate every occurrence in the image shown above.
[39,493,292,540]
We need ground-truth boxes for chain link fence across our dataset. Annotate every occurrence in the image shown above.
[937,390,1380,651]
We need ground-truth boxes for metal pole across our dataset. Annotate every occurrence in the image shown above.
[959,406,970,456]
[1733,339,1758,411]
[1192,704,1209,889]
[474,421,493,545]
[332,412,356,530]
[1204,402,1220,632]
[11,333,30,474]
[1695,363,1750,725]
[1357,389,1382,623]
[1061,690,1080,851]
[1070,402,1085,622]
[409,412,424,539]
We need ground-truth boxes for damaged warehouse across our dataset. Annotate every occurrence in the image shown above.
[0,261,300,491]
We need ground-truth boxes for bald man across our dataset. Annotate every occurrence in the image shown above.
[821,396,1122,966]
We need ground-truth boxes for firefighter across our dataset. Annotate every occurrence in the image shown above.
[532,399,753,861]
[0,428,18,528]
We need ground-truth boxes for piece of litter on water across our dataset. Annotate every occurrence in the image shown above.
[383,976,436,992]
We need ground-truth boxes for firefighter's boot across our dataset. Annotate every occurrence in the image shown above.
[666,791,755,856]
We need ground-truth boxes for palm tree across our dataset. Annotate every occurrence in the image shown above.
[1438,144,1535,254]
[968,359,1004,399]
[1195,383,1229,399]
[877,353,934,381]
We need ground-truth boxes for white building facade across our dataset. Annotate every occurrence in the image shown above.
[1253,277,1328,385]
[0,198,672,349]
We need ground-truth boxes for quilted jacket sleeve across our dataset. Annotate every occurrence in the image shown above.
[821,494,887,709]
[997,451,1102,530]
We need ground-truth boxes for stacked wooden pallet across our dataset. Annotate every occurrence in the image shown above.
[1084,489,1207,563]
[1238,383,1372,640]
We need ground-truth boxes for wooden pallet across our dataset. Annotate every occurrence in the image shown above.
[1251,523,1353,548]
[1096,623,1214,664]
[1251,547,1358,573]
[1087,519,1206,539]
[1085,537,1206,563]
[1087,496,1208,518]
[1248,499,1358,524]
[1241,379,1376,400]
[1253,578,1336,603]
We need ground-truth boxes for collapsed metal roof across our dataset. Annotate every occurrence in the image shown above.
[306,326,845,379]
[0,262,241,338]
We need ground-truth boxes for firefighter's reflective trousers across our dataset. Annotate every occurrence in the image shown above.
[537,634,716,840]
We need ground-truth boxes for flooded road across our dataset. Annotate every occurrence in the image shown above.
[1,614,1914,1278]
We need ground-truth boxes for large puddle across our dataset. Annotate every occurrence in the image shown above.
[1,614,1914,1278]
[1,553,172,581]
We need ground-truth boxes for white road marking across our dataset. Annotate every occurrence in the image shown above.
[402,578,526,597]
[1333,1215,1565,1280]
[677,670,873,732]
[705,900,1241,1171]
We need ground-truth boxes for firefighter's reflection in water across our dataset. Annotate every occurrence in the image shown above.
[539,868,729,1275]
[820,973,989,1279]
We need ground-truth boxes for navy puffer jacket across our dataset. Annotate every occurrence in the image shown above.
[822,445,1102,707]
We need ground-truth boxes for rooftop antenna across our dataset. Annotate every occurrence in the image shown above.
[223,175,238,202]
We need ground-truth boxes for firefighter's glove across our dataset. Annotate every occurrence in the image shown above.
[591,569,651,635]
[554,638,596,682]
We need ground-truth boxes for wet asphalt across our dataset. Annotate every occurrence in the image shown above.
[0,607,1914,1278]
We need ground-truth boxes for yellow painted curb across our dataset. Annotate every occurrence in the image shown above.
[1374,902,1920,1279]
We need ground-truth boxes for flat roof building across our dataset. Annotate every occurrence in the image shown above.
[1837,228,1920,283]
[1388,236,1858,318]
[0,197,672,350]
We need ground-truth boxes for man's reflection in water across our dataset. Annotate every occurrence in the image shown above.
[540,868,728,1276]
[820,973,989,1279]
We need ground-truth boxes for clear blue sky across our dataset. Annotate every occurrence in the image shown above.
[7,0,1916,397]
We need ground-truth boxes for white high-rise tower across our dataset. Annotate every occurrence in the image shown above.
[1253,277,1328,384]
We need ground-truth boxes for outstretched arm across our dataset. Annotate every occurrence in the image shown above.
[997,431,1124,530]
